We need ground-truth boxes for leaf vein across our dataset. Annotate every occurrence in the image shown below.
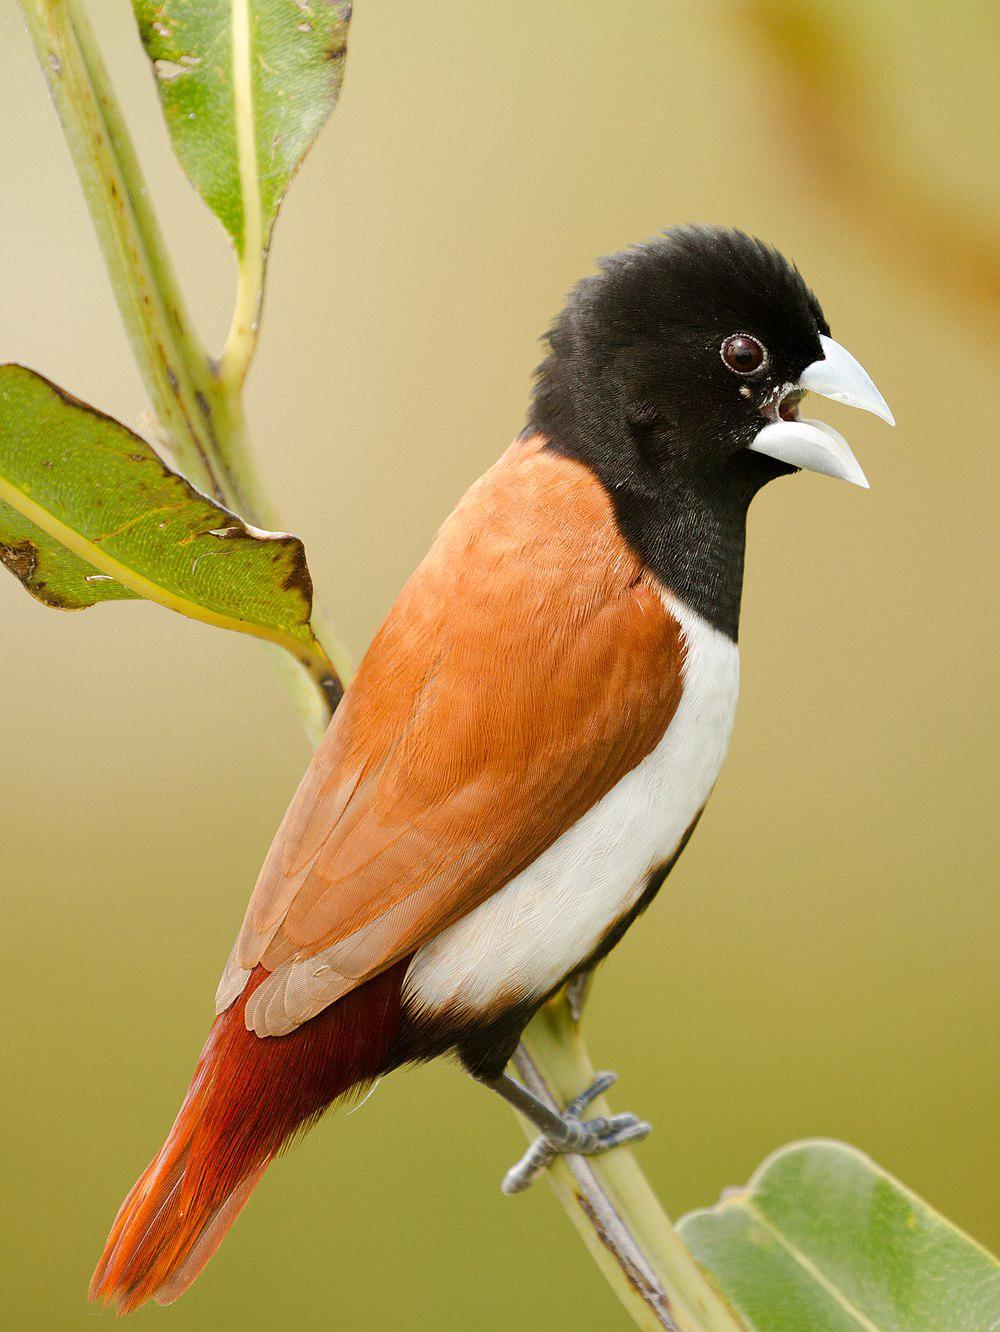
[737,1201,882,1330]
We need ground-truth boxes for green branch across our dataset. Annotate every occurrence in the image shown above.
[17,0,347,745]
[19,0,221,499]
[516,999,742,1330]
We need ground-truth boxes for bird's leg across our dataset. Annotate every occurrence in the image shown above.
[480,1070,651,1194]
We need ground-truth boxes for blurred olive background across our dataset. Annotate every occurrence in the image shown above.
[1,1,997,1327]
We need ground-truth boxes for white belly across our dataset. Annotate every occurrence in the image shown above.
[403,597,739,1020]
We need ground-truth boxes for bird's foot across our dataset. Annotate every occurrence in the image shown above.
[501,1072,651,1195]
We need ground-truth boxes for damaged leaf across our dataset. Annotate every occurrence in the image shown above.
[678,1139,1000,1331]
[0,503,138,610]
[132,0,351,259]
[0,364,334,682]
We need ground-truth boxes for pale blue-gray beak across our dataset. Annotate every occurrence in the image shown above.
[749,334,894,489]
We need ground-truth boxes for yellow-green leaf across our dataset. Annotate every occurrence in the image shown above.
[132,0,351,258]
[0,364,336,701]
[678,1140,1000,1331]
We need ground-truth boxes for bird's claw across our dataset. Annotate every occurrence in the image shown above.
[564,1069,616,1118]
[501,1072,651,1195]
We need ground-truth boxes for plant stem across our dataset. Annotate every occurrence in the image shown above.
[218,246,265,394]
[217,0,266,392]
[516,998,744,1331]
[18,0,343,745]
[20,3,741,1324]
[19,0,221,499]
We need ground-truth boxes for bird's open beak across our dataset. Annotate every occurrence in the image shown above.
[749,334,894,489]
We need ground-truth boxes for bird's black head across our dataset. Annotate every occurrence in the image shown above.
[530,226,829,496]
[529,225,892,639]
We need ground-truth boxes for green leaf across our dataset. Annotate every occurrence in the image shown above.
[132,0,351,258]
[678,1140,1000,1331]
[0,364,335,689]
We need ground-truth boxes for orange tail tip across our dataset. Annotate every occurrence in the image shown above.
[90,961,407,1313]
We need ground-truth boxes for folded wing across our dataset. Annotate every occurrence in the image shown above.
[218,437,685,1036]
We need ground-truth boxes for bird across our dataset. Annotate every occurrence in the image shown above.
[90,225,893,1313]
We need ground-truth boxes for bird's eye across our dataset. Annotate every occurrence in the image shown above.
[720,333,768,377]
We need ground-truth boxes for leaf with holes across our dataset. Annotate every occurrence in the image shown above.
[0,364,336,698]
[132,0,351,260]
[678,1139,1000,1331]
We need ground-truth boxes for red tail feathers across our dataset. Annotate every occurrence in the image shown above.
[90,961,407,1314]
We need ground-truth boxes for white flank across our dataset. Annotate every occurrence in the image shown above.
[404,596,740,1019]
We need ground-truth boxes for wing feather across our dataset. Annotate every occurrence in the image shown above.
[224,438,685,1035]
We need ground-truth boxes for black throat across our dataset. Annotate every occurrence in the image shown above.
[528,362,784,643]
[524,227,829,641]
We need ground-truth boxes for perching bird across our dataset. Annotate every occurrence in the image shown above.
[90,226,892,1312]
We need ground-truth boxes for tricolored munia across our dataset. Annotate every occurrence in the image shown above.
[91,225,893,1312]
